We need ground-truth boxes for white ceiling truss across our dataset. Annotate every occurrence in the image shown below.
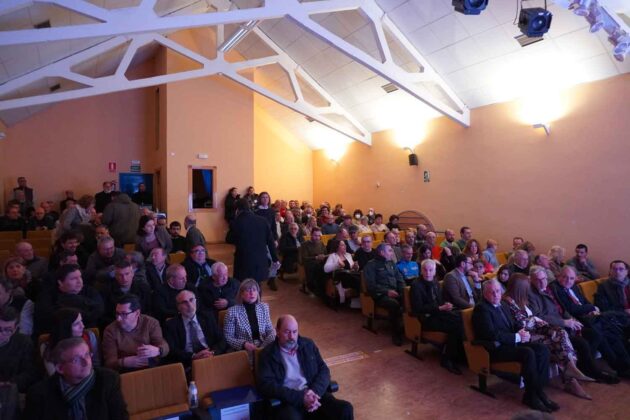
[0,0,472,144]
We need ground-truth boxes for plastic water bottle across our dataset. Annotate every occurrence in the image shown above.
[188,381,198,409]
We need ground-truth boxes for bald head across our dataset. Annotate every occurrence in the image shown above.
[184,215,196,228]
[276,314,299,350]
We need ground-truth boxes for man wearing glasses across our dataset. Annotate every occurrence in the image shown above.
[164,290,227,371]
[102,294,168,372]
[443,254,481,310]
[24,337,128,419]
[181,245,216,289]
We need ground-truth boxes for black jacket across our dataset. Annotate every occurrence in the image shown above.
[146,262,170,291]
[35,286,105,334]
[197,278,240,315]
[410,278,444,321]
[163,311,228,366]
[472,299,519,352]
[550,281,597,319]
[23,367,128,420]
[181,256,216,289]
[257,336,330,408]
[595,278,630,313]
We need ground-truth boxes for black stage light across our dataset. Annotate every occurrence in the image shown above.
[452,0,489,15]
[518,7,553,37]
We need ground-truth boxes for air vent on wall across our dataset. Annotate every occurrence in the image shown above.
[34,20,51,29]
[381,82,399,93]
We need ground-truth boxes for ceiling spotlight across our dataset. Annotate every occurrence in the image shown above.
[519,7,553,37]
[572,0,593,16]
[452,0,489,15]
[585,3,603,32]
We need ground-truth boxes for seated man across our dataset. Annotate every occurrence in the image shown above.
[383,231,401,263]
[353,235,376,271]
[146,247,169,290]
[35,264,104,335]
[363,244,405,345]
[153,264,195,323]
[0,307,38,412]
[0,205,25,232]
[533,254,556,283]
[320,214,339,235]
[595,260,630,314]
[529,266,626,382]
[14,241,48,282]
[507,250,531,276]
[472,280,556,412]
[566,244,599,281]
[482,239,499,270]
[102,294,169,371]
[49,232,89,270]
[197,262,239,318]
[442,254,480,310]
[346,225,361,254]
[439,228,457,249]
[410,260,463,375]
[181,245,216,288]
[102,261,152,326]
[456,226,472,251]
[169,221,186,253]
[396,244,419,285]
[24,337,128,419]
[257,314,353,420]
[27,206,55,230]
[300,228,327,295]
[84,236,126,288]
[369,213,388,233]
[403,230,417,260]
[326,227,349,253]
[164,290,227,369]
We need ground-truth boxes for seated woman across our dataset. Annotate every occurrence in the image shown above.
[548,245,566,278]
[410,259,464,375]
[3,257,39,301]
[418,244,446,280]
[495,264,511,293]
[40,307,101,376]
[324,239,361,299]
[301,215,319,237]
[462,239,493,273]
[357,216,372,234]
[224,279,275,358]
[278,222,302,275]
[503,273,595,400]
[135,215,173,257]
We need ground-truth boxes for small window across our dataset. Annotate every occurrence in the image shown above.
[188,166,216,212]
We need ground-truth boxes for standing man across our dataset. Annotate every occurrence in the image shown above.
[257,315,354,420]
[184,215,206,253]
[101,192,141,248]
[131,183,152,208]
[95,181,115,213]
[13,176,34,204]
[227,199,279,286]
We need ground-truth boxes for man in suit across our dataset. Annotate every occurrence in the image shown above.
[442,254,481,310]
[146,247,169,291]
[595,260,630,314]
[472,280,556,412]
[197,262,239,318]
[152,264,196,324]
[164,290,227,370]
[94,181,114,214]
[529,266,624,382]
[24,337,128,420]
[181,245,216,289]
[184,215,206,253]
[227,199,279,285]
[257,314,353,420]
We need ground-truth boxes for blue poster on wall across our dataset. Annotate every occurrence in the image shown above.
[119,173,154,209]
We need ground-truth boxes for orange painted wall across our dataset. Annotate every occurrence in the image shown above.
[0,86,156,210]
[253,97,313,204]
[313,74,630,270]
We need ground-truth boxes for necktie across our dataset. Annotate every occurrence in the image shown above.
[567,288,581,306]
[189,320,206,353]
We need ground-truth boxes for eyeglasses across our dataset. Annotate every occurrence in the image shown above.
[115,310,137,319]
[0,327,16,334]
[64,352,92,365]
[191,249,205,254]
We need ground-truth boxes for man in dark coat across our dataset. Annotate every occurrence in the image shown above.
[257,315,353,419]
[227,199,279,284]
[101,192,140,247]
[94,181,114,213]
[23,337,128,420]
[164,290,227,370]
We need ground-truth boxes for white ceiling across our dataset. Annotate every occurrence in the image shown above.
[0,0,628,147]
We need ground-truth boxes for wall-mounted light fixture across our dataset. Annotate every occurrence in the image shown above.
[532,123,551,135]
[404,147,419,166]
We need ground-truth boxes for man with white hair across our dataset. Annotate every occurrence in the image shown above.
[184,214,206,253]
[198,262,240,317]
